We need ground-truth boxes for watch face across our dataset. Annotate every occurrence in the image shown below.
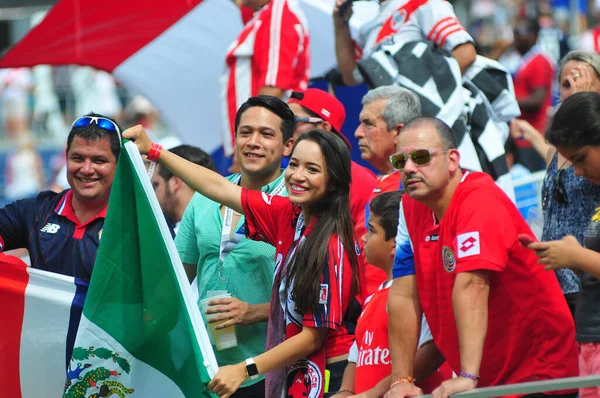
[247,362,259,376]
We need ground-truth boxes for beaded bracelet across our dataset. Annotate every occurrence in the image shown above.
[147,143,163,162]
[459,371,480,382]
[390,376,416,389]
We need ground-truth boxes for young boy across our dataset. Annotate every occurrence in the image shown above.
[331,191,449,397]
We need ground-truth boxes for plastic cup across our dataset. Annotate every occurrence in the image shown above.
[199,293,238,351]
[527,207,544,240]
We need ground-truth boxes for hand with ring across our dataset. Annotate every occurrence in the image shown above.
[567,65,600,95]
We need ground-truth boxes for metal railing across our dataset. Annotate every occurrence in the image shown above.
[419,375,600,397]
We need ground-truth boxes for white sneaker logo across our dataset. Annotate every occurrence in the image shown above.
[40,223,61,234]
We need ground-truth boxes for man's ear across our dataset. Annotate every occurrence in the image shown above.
[392,123,404,145]
[283,137,295,157]
[322,121,333,132]
[169,176,184,192]
[448,148,461,173]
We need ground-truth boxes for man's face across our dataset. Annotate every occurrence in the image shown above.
[67,136,117,204]
[288,103,325,139]
[355,99,396,169]
[235,106,291,179]
[397,125,456,202]
[513,22,535,55]
[151,166,176,221]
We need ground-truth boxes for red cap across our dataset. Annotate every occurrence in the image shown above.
[289,88,350,146]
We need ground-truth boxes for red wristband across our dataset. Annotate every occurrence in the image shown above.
[147,143,162,162]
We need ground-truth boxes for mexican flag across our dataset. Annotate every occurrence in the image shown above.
[63,141,218,398]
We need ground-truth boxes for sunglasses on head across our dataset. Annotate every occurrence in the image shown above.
[389,148,449,171]
[72,116,122,141]
[294,116,323,124]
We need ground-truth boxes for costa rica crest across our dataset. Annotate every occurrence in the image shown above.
[442,245,456,272]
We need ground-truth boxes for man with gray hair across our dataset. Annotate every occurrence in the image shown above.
[355,85,422,291]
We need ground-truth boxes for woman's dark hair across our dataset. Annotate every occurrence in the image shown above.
[234,95,296,142]
[547,92,600,148]
[285,129,359,315]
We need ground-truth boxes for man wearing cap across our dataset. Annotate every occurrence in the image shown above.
[0,113,120,283]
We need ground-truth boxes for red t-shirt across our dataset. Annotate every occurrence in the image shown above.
[400,172,579,388]
[513,49,555,140]
[358,171,402,296]
[242,189,355,398]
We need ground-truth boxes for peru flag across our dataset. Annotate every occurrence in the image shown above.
[0,254,87,398]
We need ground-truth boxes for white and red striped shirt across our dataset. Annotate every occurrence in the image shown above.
[579,27,600,54]
[221,0,310,155]
[355,0,473,60]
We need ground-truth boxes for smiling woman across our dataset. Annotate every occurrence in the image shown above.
[123,117,361,398]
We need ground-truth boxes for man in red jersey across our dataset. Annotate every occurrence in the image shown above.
[353,86,422,295]
[222,0,310,158]
[386,116,578,398]
[512,17,555,171]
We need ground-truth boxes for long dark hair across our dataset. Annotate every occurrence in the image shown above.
[547,92,600,148]
[285,129,360,315]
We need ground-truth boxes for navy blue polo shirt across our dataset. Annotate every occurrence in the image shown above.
[0,189,106,283]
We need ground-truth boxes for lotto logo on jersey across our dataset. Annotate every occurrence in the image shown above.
[319,284,328,304]
[457,232,480,258]
[40,223,61,234]
[261,192,274,205]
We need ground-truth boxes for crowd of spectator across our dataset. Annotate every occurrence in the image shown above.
[2,0,600,398]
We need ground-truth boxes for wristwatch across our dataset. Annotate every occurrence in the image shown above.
[245,358,259,380]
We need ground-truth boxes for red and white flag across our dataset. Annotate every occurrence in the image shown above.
[0,254,87,398]
[0,0,376,155]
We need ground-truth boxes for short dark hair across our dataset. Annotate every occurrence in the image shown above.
[547,92,600,148]
[370,191,404,240]
[158,144,216,181]
[234,95,296,142]
[402,116,458,149]
[67,112,121,159]
[520,17,540,37]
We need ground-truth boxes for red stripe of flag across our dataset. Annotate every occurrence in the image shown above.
[0,254,30,398]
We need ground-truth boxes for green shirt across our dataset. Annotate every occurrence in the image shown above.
[175,171,287,387]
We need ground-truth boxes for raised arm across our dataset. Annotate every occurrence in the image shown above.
[123,125,244,214]
[333,0,359,86]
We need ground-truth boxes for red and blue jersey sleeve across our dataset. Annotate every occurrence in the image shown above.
[241,187,295,246]
[393,200,416,278]
[302,235,353,330]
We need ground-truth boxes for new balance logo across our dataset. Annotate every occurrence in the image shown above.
[40,223,61,234]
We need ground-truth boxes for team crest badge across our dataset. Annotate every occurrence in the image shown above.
[63,346,134,397]
[390,9,408,31]
[286,359,323,398]
[442,246,456,273]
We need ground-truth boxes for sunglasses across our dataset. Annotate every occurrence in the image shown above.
[294,116,323,124]
[72,116,122,141]
[542,167,568,210]
[389,148,449,171]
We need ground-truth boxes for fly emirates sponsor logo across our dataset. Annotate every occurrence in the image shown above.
[357,330,390,367]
